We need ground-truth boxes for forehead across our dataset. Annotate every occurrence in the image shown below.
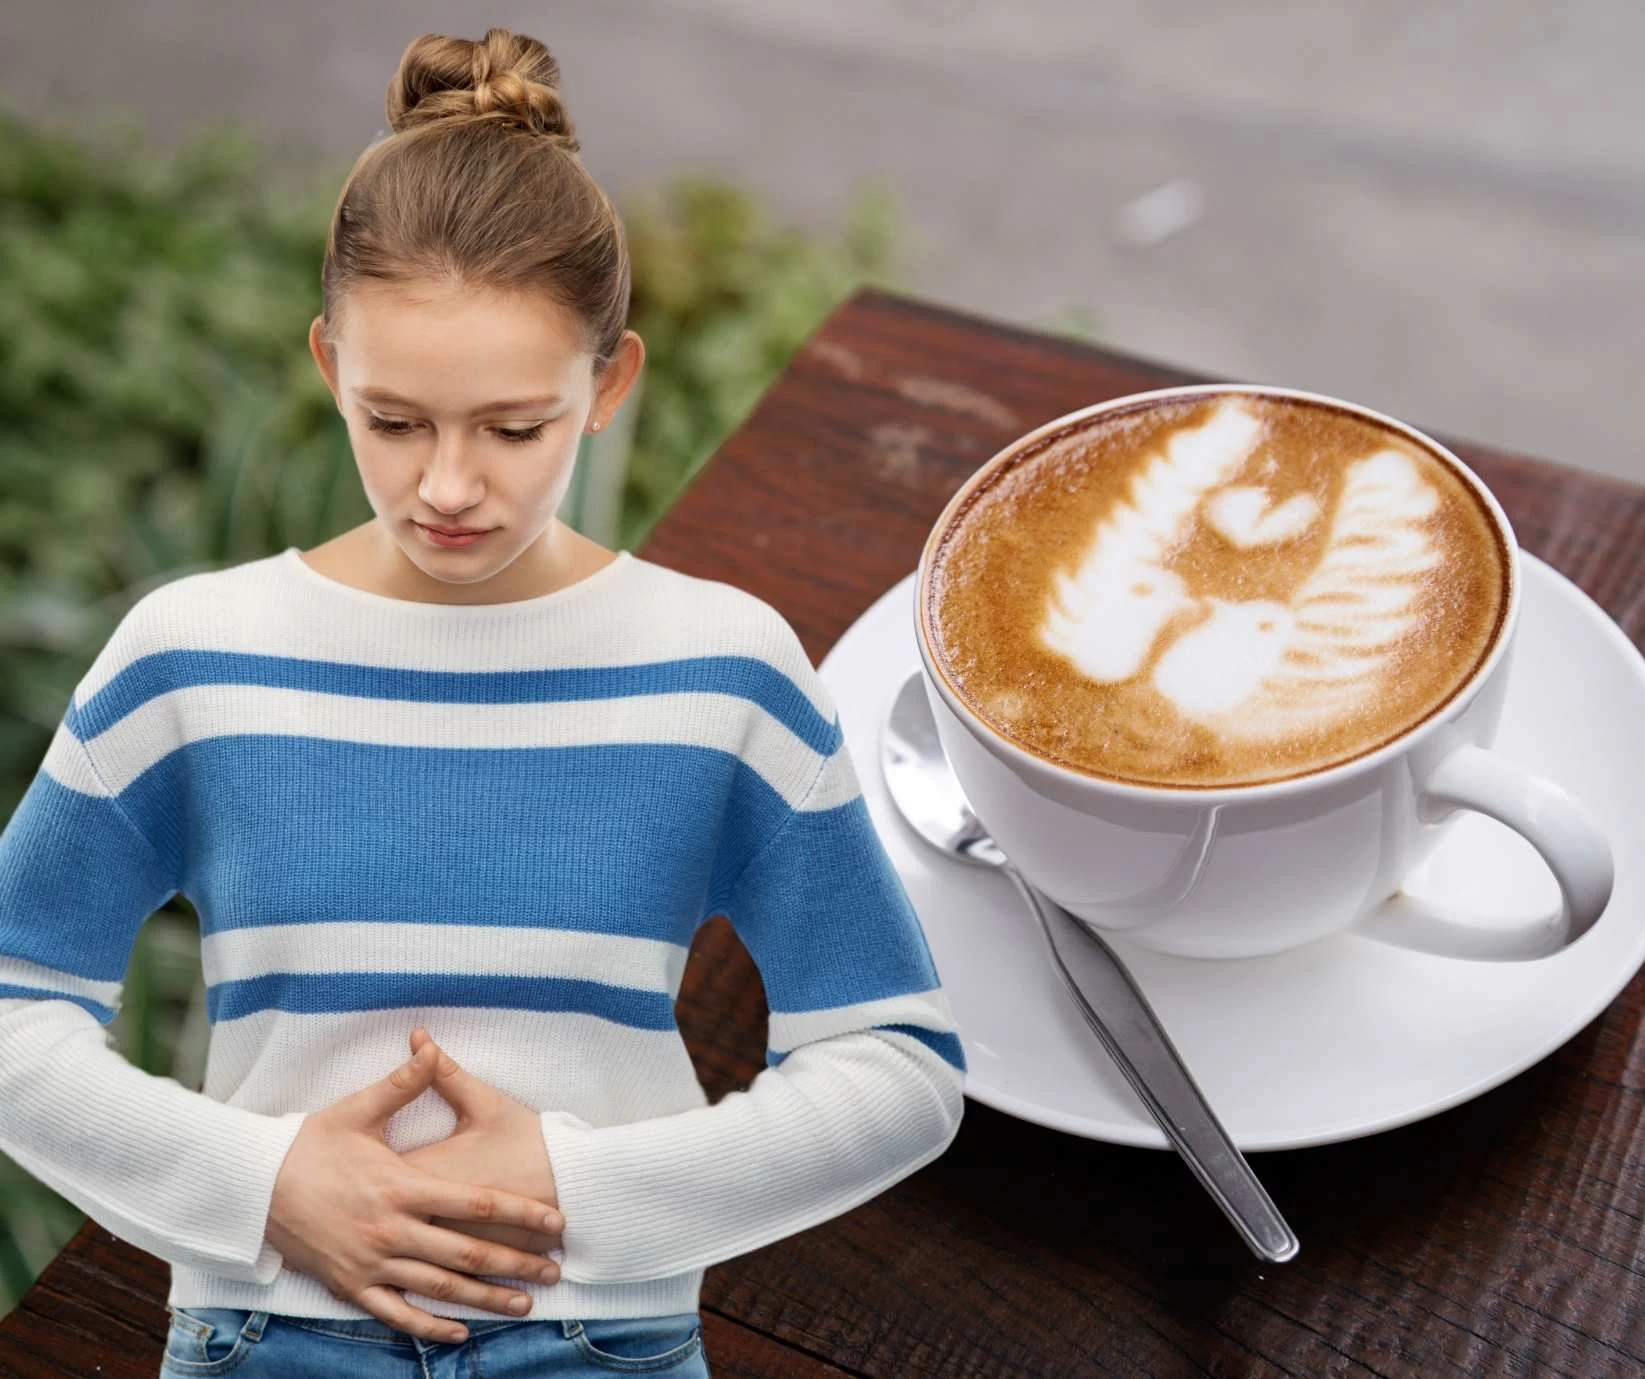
[335,280,589,389]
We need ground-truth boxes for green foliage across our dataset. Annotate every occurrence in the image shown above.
[619,174,905,547]
[0,112,363,798]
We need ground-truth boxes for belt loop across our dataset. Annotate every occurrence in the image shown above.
[245,1311,270,1342]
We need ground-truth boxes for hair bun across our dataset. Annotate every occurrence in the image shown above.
[386,26,579,150]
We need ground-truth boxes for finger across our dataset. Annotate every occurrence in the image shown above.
[354,1045,438,1125]
[406,1174,562,1236]
[378,1256,542,1319]
[422,1039,485,1118]
[401,1217,562,1289]
[426,1213,561,1253]
[356,1282,473,1346]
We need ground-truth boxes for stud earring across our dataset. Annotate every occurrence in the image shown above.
[591,421,602,432]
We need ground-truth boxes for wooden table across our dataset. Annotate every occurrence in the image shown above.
[6,286,1644,1377]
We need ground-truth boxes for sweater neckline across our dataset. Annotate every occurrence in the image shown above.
[278,545,635,617]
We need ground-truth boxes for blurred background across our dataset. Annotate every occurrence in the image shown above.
[1,0,1641,1317]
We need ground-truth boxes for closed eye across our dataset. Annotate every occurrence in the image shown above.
[367,416,548,445]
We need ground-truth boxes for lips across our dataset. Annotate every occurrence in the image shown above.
[420,523,489,536]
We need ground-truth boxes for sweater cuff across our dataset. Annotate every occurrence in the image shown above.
[537,1109,600,1276]
[219,1108,310,1284]
[536,1040,961,1287]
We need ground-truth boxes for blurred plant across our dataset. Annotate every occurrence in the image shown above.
[619,173,904,547]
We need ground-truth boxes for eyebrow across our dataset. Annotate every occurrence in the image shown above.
[352,387,566,414]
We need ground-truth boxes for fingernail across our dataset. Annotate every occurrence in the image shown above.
[542,1212,560,1230]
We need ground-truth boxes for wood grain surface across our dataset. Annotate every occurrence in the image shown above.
[653,288,1645,1379]
[5,286,1642,1378]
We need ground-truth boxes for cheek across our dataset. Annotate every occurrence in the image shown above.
[528,440,585,505]
[350,441,410,501]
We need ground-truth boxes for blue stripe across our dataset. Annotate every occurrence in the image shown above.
[877,1022,967,1072]
[768,1023,968,1073]
[0,766,177,992]
[112,736,820,947]
[0,983,116,1024]
[726,790,946,1015]
[209,970,679,1027]
[66,650,840,757]
[3,654,966,1060]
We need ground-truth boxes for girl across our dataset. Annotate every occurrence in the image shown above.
[0,24,966,1379]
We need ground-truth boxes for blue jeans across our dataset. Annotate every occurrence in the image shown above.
[159,1306,710,1376]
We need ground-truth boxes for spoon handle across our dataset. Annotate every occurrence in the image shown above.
[1002,863,1300,1263]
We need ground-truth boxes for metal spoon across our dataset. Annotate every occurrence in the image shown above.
[880,668,1300,1263]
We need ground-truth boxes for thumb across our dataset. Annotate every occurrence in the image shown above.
[353,1041,438,1126]
[420,1035,487,1123]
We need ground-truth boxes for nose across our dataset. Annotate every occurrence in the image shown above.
[418,437,486,512]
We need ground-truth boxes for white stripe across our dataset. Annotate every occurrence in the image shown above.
[806,745,865,811]
[0,955,123,1008]
[82,684,842,812]
[204,921,689,998]
[75,552,835,722]
[190,1004,714,1128]
[42,722,107,796]
[767,987,954,1052]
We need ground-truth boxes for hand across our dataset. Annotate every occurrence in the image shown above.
[397,1027,564,1257]
[265,1040,565,1346]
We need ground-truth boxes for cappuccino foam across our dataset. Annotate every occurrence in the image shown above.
[924,393,1510,788]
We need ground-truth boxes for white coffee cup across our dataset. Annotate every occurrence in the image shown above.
[913,384,1615,961]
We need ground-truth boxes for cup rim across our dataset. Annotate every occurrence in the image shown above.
[913,382,1522,804]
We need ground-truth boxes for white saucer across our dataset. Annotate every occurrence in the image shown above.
[818,553,1645,1150]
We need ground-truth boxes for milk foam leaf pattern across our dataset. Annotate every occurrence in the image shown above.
[1040,397,1264,683]
[1155,449,1440,738]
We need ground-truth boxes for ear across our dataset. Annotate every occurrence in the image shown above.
[308,315,342,409]
[590,329,646,430]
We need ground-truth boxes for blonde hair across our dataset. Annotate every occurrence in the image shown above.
[319,26,629,379]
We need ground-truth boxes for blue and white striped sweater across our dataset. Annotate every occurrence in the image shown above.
[0,545,965,1322]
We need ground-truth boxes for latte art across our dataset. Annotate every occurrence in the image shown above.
[925,392,1509,787]
[1202,485,1320,548]
[1044,398,1443,740]
[1166,448,1441,741]
[1040,397,1263,683]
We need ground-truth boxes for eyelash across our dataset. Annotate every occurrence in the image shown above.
[366,415,548,445]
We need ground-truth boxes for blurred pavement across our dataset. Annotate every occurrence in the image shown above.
[4,0,1641,484]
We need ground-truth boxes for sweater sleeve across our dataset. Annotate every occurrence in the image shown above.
[0,685,309,1285]
[537,641,967,1284]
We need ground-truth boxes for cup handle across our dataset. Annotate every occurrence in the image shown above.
[1352,744,1614,961]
